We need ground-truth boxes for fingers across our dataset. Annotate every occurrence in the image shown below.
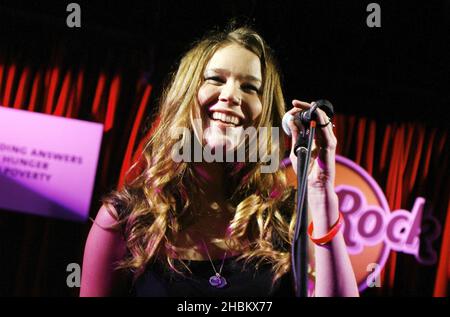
[285,100,315,136]
[286,99,337,151]
[314,107,330,127]
[288,100,338,180]
[291,100,331,127]
[292,99,312,109]
[290,99,337,150]
[314,109,335,141]
[289,100,328,127]
[314,109,337,151]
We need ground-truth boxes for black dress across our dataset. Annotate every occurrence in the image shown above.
[111,188,298,297]
[132,256,295,297]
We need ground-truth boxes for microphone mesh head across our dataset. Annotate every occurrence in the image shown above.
[282,112,294,136]
[315,99,334,118]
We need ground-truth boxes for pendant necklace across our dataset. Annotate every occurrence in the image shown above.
[201,239,228,288]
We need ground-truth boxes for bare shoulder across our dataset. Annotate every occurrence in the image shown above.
[94,203,121,228]
[80,203,128,296]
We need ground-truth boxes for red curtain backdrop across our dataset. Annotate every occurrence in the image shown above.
[0,58,153,190]
[434,201,450,296]
[0,59,449,296]
[0,50,155,295]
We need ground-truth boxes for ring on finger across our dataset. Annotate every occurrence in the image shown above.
[317,120,334,128]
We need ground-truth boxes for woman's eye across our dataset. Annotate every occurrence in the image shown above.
[205,76,224,84]
[242,84,259,93]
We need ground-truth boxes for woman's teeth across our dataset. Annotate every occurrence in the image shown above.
[210,112,240,126]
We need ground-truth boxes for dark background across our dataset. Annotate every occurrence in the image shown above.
[0,0,449,296]
[1,0,449,125]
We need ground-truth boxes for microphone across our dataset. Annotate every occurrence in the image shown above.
[282,99,334,136]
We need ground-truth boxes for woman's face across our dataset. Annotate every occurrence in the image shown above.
[195,44,263,152]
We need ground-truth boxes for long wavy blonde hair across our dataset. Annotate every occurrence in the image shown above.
[102,26,297,283]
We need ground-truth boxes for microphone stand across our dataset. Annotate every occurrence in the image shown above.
[291,120,316,297]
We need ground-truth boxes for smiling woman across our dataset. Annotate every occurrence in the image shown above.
[80,24,358,297]
[197,44,263,151]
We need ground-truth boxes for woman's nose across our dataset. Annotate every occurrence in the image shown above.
[219,82,242,106]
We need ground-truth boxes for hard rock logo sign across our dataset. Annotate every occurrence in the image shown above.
[283,155,440,292]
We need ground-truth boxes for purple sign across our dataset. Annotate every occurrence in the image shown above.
[282,155,441,292]
[335,155,441,291]
[0,106,103,221]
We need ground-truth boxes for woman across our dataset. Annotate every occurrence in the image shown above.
[80,26,359,297]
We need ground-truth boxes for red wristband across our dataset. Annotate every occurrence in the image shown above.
[308,212,344,246]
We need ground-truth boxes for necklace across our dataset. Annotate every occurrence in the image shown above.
[201,239,228,288]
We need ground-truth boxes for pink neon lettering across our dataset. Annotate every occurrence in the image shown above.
[336,186,422,256]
